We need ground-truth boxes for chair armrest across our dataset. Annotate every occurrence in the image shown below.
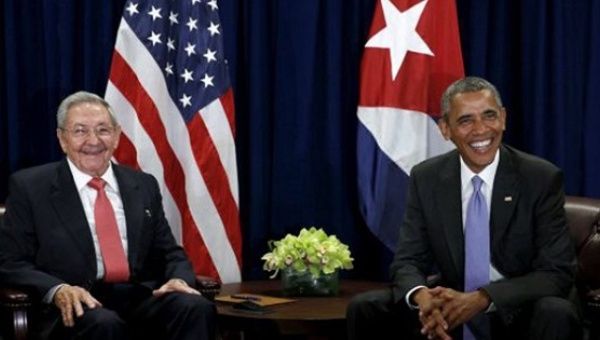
[0,287,33,340]
[196,276,220,301]
[0,287,32,308]
[587,288,600,311]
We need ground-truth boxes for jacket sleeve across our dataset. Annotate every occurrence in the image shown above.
[389,168,435,304]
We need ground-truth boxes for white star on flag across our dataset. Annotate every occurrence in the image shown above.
[365,0,434,80]
[207,0,218,11]
[184,42,196,56]
[167,38,176,51]
[203,48,217,63]
[125,3,139,16]
[186,17,198,31]
[164,62,174,75]
[207,22,220,36]
[179,93,192,107]
[148,6,163,21]
[181,68,194,83]
[148,31,162,46]
[169,11,179,25]
[201,73,214,88]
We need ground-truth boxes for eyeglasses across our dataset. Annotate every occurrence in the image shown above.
[61,125,116,139]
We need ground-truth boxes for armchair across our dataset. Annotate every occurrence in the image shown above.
[0,205,220,340]
[0,286,31,340]
[564,196,600,339]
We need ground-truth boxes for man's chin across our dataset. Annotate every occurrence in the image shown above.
[78,161,110,177]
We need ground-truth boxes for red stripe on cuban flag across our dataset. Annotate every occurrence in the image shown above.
[357,0,464,250]
[105,1,241,283]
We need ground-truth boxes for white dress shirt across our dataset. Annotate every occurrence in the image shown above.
[67,159,129,279]
[405,150,504,308]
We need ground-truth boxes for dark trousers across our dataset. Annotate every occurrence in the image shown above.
[52,283,216,340]
[346,289,583,340]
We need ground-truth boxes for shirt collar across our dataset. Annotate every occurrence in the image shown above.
[460,149,500,191]
[66,158,119,193]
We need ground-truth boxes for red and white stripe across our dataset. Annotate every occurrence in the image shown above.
[105,19,242,283]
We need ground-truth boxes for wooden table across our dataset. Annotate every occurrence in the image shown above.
[216,280,387,339]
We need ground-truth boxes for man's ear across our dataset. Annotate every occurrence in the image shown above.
[438,119,450,140]
[56,129,67,153]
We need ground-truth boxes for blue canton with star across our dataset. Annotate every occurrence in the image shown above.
[123,0,230,121]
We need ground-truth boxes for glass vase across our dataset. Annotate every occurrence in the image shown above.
[280,267,339,296]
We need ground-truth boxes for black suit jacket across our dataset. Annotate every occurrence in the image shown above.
[0,160,196,299]
[390,145,575,315]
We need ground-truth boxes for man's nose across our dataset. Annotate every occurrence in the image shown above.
[472,117,487,134]
[86,131,102,143]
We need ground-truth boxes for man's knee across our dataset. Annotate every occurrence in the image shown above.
[347,289,420,340]
[74,307,126,337]
[347,289,394,318]
[166,292,216,320]
[158,293,216,339]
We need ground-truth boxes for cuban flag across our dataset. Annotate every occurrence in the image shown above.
[357,0,464,251]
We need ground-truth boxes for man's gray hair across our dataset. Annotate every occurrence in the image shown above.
[57,91,118,128]
[440,76,503,120]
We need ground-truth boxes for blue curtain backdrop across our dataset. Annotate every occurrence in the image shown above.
[1,0,599,280]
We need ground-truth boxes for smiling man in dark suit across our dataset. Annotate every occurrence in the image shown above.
[347,77,581,340]
[0,91,215,339]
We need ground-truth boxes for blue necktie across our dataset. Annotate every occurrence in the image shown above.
[464,176,490,340]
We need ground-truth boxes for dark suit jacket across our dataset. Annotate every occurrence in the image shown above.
[390,145,575,316]
[0,159,196,299]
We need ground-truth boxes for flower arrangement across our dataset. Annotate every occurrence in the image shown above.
[261,227,354,278]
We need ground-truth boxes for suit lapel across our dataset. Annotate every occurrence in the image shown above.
[113,164,142,272]
[50,160,96,268]
[490,146,519,254]
[435,152,464,280]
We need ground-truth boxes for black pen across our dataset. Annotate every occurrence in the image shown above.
[230,294,261,301]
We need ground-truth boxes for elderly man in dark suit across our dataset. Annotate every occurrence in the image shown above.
[347,77,581,340]
[0,91,215,339]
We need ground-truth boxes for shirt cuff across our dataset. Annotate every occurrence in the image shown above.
[43,283,67,304]
[405,285,427,309]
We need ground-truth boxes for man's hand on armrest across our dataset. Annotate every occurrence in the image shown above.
[152,278,201,297]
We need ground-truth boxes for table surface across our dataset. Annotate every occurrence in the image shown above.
[216,280,387,321]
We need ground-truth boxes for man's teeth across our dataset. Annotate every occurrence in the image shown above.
[470,139,491,148]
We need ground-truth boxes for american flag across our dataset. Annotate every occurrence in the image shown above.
[357,0,464,250]
[105,0,241,283]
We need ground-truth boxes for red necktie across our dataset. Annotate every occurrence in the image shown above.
[88,177,130,283]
